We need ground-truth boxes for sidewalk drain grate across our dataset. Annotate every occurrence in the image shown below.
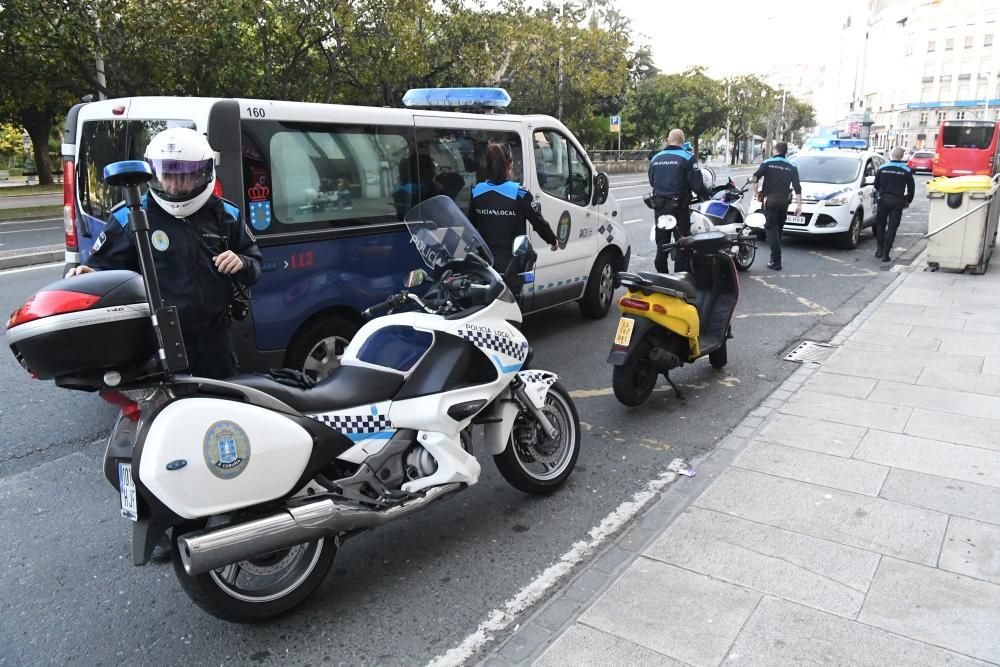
[783,340,836,364]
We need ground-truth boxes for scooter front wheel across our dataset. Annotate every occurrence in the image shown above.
[172,521,337,623]
[494,381,580,494]
[612,338,658,406]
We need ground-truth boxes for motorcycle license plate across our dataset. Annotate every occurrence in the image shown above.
[614,317,635,347]
[119,463,138,522]
[786,215,806,224]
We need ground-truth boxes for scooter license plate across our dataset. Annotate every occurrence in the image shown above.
[786,215,806,224]
[118,462,138,522]
[614,317,635,347]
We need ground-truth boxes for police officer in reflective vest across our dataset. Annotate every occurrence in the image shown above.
[752,141,802,271]
[648,129,711,273]
[873,147,915,262]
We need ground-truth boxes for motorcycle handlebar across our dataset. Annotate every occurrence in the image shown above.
[362,295,398,320]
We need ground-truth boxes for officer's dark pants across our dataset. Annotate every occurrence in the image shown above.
[183,325,238,379]
[654,205,692,273]
[763,196,791,267]
[875,194,904,256]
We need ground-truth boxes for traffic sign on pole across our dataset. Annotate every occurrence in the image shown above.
[610,116,621,133]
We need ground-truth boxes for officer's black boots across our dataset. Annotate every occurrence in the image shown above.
[875,244,883,258]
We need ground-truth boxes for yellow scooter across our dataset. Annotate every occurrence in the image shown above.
[607,217,741,406]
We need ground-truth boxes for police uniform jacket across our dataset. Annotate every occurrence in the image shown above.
[648,146,711,204]
[873,160,915,204]
[468,181,557,269]
[86,195,263,332]
[753,155,802,199]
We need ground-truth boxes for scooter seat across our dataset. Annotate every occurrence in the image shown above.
[229,365,404,414]
[636,271,699,301]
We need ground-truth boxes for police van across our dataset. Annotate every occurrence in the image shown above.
[61,89,629,378]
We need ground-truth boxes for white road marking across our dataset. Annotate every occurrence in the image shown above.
[0,217,62,226]
[617,196,644,202]
[610,181,648,190]
[0,226,61,234]
[624,218,644,224]
[741,274,831,317]
[426,465,683,667]
[0,262,63,275]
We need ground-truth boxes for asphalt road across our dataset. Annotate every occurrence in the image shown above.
[0,192,61,210]
[0,170,932,666]
[0,217,65,251]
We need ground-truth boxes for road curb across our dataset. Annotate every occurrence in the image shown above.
[0,246,63,270]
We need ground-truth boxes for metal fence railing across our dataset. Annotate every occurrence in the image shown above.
[588,149,650,162]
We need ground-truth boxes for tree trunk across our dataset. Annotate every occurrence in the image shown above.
[21,111,55,186]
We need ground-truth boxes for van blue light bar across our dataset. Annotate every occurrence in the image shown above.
[402,87,512,109]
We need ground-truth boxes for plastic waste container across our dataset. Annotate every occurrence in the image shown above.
[925,174,1000,274]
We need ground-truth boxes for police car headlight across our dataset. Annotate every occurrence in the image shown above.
[823,197,850,206]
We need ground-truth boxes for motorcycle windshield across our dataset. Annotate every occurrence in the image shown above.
[404,195,494,270]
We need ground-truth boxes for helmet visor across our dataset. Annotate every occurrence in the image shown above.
[146,158,214,203]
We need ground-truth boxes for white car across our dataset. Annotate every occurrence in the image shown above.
[754,147,885,249]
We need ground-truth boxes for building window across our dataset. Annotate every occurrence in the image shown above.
[945,38,954,50]
[937,111,947,123]
[986,34,994,47]
[928,40,936,52]
[940,74,953,83]
[956,111,966,120]
[919,112,928,125]
[964,35,974,49]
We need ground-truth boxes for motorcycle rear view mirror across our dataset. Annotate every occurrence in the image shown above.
[404,269,428,289]
[512,235,532,257]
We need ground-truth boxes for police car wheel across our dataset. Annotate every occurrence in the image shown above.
[840,212,862,250]
[287,316,359,383]
[579,252,615,319]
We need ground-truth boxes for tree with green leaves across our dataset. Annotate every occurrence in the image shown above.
[724,75,774,165]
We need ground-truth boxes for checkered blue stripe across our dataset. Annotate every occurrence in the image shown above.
[458,328,527,361]
[597,224,614,245]
[311,412,393,433]
[519,370,557,386]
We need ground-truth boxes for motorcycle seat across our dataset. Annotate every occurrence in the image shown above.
[636,271,699,301]
[229,365,404,414]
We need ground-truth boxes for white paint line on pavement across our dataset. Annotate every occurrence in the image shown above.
[0,217,62,226]
[610,181,647,190]
[741,275,831,316]
[624,218,644,224]
[617,196,644,202]
[0,261,63,275]
[0,226,61,234]
[426,466,682,667]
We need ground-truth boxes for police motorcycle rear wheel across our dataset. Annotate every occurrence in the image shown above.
[171,517,337,623]
[494,381,580,494]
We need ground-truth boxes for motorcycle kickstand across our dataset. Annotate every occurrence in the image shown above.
[664,371,684,400]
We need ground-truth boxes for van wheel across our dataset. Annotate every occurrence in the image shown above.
[286,316,358,382]
[840,211,862,249]
[579,251,616,319]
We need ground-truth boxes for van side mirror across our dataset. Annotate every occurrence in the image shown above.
[863,176,875,186]
[592,172,610,206]
[404,269,428,288]
[512,235,531,257]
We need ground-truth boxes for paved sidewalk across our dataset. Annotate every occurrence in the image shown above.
[486,257,1000,666]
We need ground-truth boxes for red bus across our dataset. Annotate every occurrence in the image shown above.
[933,119,1000,177]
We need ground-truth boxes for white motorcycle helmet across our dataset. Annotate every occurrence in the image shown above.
[144,128,216,218]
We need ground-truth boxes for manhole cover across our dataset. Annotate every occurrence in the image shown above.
[783,340,836,364]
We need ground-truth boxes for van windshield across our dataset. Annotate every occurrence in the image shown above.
[792,155,861,184]
[77,119,196,220]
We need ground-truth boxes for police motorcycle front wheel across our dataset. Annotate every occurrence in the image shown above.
[494,382,580,494]
[171,517,337,623]
[733,237,756,272]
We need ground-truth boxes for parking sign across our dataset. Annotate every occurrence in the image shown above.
[610,116,621,133]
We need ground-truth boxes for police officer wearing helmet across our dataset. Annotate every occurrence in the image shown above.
[752,141,802,271]
[873,146,915,262]
[648,129,711,273]
[468,142,559,295]
[66,127,262,379]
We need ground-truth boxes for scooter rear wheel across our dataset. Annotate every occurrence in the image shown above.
[612,338,658,406]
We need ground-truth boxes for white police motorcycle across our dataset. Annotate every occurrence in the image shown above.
[690,177,767,271]
[6,162,580,622]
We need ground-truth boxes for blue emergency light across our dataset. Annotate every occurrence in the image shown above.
[402,87,512,109]
[809,138,868,151]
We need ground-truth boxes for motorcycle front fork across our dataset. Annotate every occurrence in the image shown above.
[510,377,558,440]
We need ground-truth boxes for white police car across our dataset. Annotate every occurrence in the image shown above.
[763,139,885,249]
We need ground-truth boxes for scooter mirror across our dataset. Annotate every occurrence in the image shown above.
[512,235,532,257]
[404,268,428,288]
[656,215,677,231]
[745,212,766,229]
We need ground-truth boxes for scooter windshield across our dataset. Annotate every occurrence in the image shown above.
[404,195,494,271]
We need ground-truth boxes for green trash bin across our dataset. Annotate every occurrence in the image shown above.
[925,175,1000,274]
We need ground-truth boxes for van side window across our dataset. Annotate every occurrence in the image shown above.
[77,119,195,221]
[417,128,523,211]
[248,122,413,231]
[533,130,592,206]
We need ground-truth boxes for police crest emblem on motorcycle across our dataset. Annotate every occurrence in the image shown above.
[203,421,251,479]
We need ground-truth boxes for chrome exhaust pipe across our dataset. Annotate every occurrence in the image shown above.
[177,483,463,576]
